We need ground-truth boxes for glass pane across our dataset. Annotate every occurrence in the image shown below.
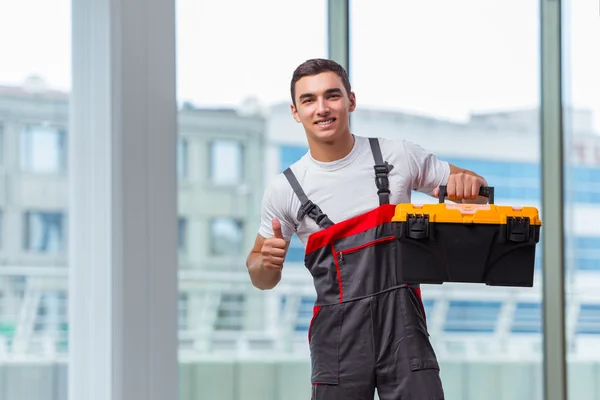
[20,126,67,173]
[210,140,243,185]
[175,0,326,398]
[564,0,600,399]
[210,218,243,256]
[351,0,542,398]
[0,1,71,398]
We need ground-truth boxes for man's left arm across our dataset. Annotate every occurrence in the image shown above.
[400,139,489,204]
[432,163,489,204]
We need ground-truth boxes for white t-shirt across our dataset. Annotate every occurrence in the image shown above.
[258,135,450,245]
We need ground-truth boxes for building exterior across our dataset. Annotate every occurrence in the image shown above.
[2,80,600,399]
[0,80,267,360]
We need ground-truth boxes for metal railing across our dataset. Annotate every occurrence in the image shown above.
[2,266,600,363]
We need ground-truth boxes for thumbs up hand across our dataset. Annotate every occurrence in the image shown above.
[272,218,284,240]
[260,218,288,272]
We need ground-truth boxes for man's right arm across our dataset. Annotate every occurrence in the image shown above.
[246,219,290,290]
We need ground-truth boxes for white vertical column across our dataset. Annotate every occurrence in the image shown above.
[69,0,178,399]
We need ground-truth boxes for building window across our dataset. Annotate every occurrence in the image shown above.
[444,300,503,333]
[215,293,245,331]
[178,217,187,252]
[24,211,65,253]
[0,123,4,165]
[20,125,67,173]
[177,138,188,179]
[178,293,189,331]
[34,291,67,334]
[210,217,243,256]
[209,140,243,185]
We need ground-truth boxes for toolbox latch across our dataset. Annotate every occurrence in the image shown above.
[506,217,530,242]
[407,214,429,240]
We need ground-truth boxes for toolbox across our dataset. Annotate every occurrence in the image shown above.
[391,186,542,287]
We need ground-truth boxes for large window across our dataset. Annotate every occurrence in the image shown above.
[3,1,581,399]
[351,0,542,397]
[175,0,326,397]
[0,0,71,397]
[564,0,600,398]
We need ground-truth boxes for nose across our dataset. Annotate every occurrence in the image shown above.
[316,98,329,116]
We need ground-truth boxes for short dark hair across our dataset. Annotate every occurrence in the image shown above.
[290,58,352,106]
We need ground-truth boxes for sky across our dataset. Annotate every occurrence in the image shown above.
[0,0,598,130]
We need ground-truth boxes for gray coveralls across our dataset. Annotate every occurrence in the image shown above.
[283,138,445,400]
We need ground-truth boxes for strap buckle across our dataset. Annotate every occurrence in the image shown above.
[297,200,333,228]
[297,200,320,221]
[374,162,393,193]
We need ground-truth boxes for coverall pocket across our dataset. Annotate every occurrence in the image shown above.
[308,304,342,385]
[401,289,440,372]
[335,236,397,299]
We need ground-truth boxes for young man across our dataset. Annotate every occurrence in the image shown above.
[246,58,488,400]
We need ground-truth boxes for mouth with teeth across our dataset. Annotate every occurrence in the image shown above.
[315,118,336,127]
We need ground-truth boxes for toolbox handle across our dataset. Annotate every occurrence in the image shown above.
[438,185,494,205]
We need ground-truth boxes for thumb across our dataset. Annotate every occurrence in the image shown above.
[272,218,284,239]
[433,187,440,196]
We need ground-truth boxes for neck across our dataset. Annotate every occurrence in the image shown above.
[308,132,355,162]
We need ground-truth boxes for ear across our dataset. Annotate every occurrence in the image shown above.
[290,103,302,123]
[348,92,357,113]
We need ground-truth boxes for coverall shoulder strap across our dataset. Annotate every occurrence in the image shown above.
[368,137,394,206]
[283,167,335,229]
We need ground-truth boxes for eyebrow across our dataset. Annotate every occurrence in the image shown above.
[298,88,343,101]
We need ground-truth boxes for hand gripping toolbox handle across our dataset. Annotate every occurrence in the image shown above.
[438,185,494,204]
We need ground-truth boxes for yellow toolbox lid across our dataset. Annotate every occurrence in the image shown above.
[392,203,542,225]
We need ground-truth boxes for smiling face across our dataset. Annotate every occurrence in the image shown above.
[290,71,356,145]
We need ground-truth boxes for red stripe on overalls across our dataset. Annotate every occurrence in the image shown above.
[305,204,397,254]
[331,244,343,302]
